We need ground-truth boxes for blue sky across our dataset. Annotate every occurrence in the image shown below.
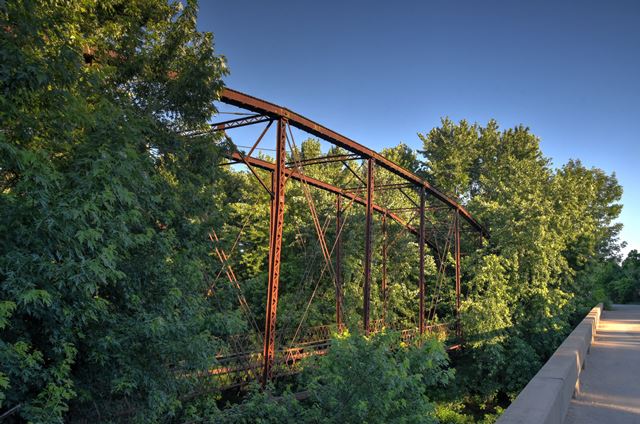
[198,0,640,257]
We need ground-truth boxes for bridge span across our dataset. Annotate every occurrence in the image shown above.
[498,304,640,424]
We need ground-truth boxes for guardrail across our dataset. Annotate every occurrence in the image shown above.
[497,303,603,424]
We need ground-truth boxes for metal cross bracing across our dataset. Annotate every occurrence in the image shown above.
[204,88,488,389]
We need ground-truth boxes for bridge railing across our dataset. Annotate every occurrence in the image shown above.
[210,321,455,389]
[496,303,603,424]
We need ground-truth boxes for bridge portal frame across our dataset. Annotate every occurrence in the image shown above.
[212,88,487,385]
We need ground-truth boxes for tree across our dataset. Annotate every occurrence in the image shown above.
[418,119,624,406]
[602,250,640,303]
[303,332,451,424]
[1,1,628,420]
[1,1,228,421]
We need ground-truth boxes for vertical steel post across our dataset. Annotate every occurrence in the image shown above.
[419,187,426,335]
[363,158,375,335]
[335,194,343,329]
[262,118,287,386]
[381,214,388,324]
[455,211,462,338]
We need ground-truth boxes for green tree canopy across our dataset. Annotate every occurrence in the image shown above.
[419,118,624,403]
[1,0,229,421]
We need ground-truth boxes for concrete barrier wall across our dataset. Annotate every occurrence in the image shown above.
[496,303,603,424]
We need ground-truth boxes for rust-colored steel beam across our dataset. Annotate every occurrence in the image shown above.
[454,212,462,339]
[342,161,366,186]
[220,88,488,239]
[399,187,420,208]
[363,159,375,335]
[235,152,273,196]
[382,214,388,324]
[212,114,271,131]
[344,182,414,194]
[418,187,426,335]
[246,120,273,158]
[262,119,287,386]
[286,153,360,168]
[227,152,426,241]
[388,207,420,213]
[335,195,343,328]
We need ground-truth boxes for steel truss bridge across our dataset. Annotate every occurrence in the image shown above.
[204,88,488,389]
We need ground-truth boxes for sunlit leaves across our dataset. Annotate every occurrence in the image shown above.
[419,118,624,408]
[1,0,227,421]
[303,332,447,424]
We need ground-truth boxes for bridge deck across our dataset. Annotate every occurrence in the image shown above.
[564,304,640,424]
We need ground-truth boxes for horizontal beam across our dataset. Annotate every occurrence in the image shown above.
[344,182,415,193]
[212,114,272,131]
[228,152,443,251]
[286,153,360,168]
[220,88,488,238]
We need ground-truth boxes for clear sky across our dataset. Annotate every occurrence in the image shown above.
[198,0,640,257]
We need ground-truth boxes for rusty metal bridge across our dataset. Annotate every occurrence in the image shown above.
[203,88,488,389]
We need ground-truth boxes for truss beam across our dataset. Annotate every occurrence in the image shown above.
[211,114,272,131]
[220,88,488,239]
[363,159,375,335]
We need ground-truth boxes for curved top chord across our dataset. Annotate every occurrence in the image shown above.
[219,87,488,238]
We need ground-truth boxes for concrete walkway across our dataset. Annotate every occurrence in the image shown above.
[564,304,640,424]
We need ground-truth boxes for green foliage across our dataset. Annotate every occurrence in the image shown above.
[611,251,640,302]
[213,332,452,424]
[579,251,640,305]
[419,118,624,414]
[0,0,628,421]
[215,385,313,424]
[303,331,449,424]
[435,402,502,424]
[1,0,228,421]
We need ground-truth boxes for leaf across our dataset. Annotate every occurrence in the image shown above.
[18,290,52,308]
